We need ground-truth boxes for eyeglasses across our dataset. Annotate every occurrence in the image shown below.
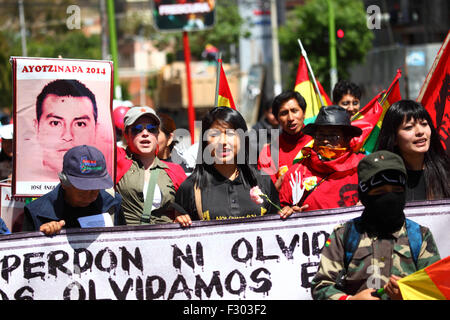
[130,124,158,135]
[314,134,342,144]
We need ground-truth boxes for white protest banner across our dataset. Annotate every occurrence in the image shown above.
[0,183,27,232]
[0,200,448,300]
[11,57,115,196]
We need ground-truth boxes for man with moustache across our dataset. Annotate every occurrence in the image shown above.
[34,79,98,176]
[257,90,312,191]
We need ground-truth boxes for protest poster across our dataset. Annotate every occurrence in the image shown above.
[10,57,115,197]
[0,183,27,232]
[0,199,448,300]
[152,0,216,32]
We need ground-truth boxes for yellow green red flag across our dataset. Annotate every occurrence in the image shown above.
[217,58,236,109]
[349,92,384,152]
[361,69,402,153]
[294,55,331,123]
[398,256,450,300]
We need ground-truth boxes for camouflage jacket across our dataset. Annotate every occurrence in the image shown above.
[311,221,441,300]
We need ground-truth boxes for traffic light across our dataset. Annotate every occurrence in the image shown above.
[336,28,344,47]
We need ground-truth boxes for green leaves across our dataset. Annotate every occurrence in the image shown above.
[279,0,374,92]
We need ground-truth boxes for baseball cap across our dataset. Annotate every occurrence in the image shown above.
[61,145,113,190]
[357,150,407,189]
[123,106,160,129]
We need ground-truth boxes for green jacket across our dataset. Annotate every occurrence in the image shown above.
[116,157,176,225]
[311,220,441,300]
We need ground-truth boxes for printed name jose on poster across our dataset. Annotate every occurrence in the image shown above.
[0,200,449,300]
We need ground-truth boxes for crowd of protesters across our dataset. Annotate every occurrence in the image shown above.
[0,79,448,300]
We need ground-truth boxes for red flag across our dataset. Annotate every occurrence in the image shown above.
[349,92,384,152]
[358,69,402,153]
[417,31,450,155]
[382,68,402,107]
[398,256,450,300]
[217,59,236,109]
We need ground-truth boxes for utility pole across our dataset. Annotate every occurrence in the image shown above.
[327,0,338,98]
[18,0,27,56]
[106,0,121,99]
[99,0,109,60]
[270,0,282,96]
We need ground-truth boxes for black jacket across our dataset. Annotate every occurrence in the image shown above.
[22,185,124,232]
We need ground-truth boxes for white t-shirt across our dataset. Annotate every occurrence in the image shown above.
[143,180,162,211]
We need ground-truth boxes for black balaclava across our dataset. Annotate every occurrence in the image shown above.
[359,170,407,237]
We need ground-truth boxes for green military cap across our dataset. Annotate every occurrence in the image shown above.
[357,150,407,186]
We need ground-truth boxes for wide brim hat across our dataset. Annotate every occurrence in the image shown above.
[123,106,160,129]
[302,105,362,138]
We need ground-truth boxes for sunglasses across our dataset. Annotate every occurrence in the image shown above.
[314,134,342,144]
[130,123,158,135]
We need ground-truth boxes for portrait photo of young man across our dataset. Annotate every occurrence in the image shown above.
[33,79,98,174]
[13,58,115,196]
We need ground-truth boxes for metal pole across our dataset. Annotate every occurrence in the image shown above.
[99,0,109,60]
[297,39,325,107]
[18,0,27,56]
[183,31,196,144]
[270,0,282,96]
[139,34,146,106]
[214,52,222,108]
[327,0,338,97]
[106,0,121,99]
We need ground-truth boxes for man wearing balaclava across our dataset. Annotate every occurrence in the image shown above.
[310,150,441,300]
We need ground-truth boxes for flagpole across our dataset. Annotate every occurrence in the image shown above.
[183,31,196,144]
[297,39,326,107]
[214,52,222,108]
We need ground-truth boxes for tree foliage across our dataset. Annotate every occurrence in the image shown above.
[0,30,101,110]
[0,1,101,109]
[0,32,13,109]
[278,0,373,92]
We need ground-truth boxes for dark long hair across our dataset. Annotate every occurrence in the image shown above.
[376,100,450,199]
[192,107,259,189]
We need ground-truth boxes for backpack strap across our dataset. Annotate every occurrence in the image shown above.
[343,217,423,268]
[405,218,422,266]
[343,217,361,269]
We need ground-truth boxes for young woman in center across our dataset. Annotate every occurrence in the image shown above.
[174,107,303,226]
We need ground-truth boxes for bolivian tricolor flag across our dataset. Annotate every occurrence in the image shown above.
[398,256,450,300]
[360,69,402,153]
[294,55,331,125]
[349,92,384,152]
[216,58,236,109]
